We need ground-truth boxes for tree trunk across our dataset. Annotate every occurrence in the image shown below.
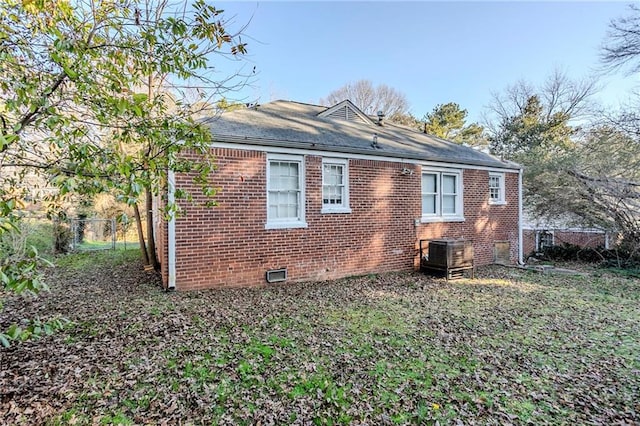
[144,67,160,271]
[146,187,159,270]
[133,202,150,266]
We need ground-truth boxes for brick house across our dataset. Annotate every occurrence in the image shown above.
[522,213,611,256]
[155,100,523,290]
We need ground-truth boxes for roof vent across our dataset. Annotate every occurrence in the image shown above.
[318,100,372,125]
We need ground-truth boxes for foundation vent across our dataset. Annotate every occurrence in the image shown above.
[266,268,287,283]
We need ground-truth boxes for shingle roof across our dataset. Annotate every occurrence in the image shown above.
[204,100,520,170]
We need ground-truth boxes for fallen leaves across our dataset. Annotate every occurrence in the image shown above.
[0,254,639,424]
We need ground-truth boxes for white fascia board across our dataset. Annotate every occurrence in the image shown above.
[209,141,519,174]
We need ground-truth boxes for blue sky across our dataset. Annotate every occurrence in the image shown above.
[215,1,639,122]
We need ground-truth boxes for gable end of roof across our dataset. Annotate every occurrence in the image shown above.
[317,100,373,125]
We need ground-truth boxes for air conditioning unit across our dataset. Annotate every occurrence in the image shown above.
[420,239,474,279]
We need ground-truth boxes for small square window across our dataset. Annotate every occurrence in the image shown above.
[537,231,554,251]
[322,159,351,213]
[489,172,506,205]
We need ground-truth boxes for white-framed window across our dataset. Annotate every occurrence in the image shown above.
[322,158,351,213]
[489,172,506,205]
[536,230,554,251]
[266,154,307,229]
[421,168,464,222]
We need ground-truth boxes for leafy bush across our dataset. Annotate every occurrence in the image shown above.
[53,221,72,254]
[0,218,54,259]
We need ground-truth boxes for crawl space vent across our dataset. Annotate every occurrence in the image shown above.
[266,268,287,283]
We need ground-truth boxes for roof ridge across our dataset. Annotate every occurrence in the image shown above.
[270,99,325,108]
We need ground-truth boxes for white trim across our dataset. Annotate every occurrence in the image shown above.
[523,227,606,233]
[209,141,519,174]
[168,169,176,290]
[518,170,523,265]
[265,221,308,230]
[421,167,464,222]
[488,172,506,205]
[266,153,307,229]
[321,158,351,214]
[420,216,466,224]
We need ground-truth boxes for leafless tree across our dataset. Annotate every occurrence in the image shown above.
[485,69,596,129]
[601,4,640,74]
[320,80,410,117]
[569,126,640,256]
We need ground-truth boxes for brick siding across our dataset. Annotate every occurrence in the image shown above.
[160,148,521,290]
[523,229,607,257]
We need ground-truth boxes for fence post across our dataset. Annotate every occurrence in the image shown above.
[111,218,116,250]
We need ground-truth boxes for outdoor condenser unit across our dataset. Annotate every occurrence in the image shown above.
[420,239,475,280]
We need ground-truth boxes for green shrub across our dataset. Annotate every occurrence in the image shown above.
[0,218,54,259]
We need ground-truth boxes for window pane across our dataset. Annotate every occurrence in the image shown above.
[269,162,280,188]
[284,176,297,190]
[422,173,437,193]
[442,175,457,194]
[335,166,343,185]
[269,162,280,179]
[422,195,436,214]
[442,195,456,214]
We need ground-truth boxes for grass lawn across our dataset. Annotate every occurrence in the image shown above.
[1,250,639,425]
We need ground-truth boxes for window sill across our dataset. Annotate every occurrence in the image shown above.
[265,221,308,230]
[489,201,507,206]
[420,216,465,224]
[321,207,352,214]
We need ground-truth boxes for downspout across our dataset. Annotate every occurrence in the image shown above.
[518,168,524,265]
[168,169,176,290]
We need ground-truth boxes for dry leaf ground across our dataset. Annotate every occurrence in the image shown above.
[1,250,639,425]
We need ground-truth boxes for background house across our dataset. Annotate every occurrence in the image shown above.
[522,212,611,256]
[156,100,522,290]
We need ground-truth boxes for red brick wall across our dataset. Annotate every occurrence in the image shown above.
[162,148,520,290]
[415,169,520,267]
[555,231,606,248]
[523,230,536,256]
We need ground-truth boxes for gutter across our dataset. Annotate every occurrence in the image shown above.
[211,134,522,172]
[167,169,176,290]
[518,168,524,266]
